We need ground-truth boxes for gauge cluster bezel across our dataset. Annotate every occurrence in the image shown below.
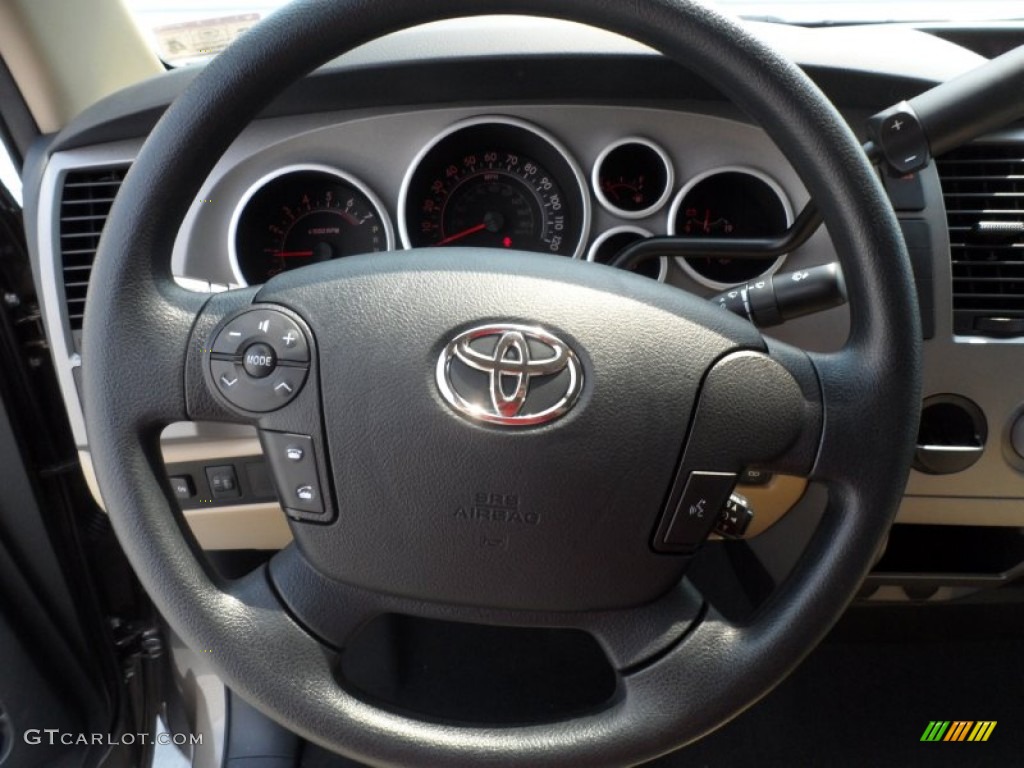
[221,114,800,294]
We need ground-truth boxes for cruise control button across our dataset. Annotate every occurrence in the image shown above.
[242,342,277,378]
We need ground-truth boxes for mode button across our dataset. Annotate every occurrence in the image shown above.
[242,342,277,378]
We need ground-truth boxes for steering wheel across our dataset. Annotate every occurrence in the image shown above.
[82,0,921,764]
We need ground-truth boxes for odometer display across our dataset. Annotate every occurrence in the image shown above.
[401,118,589,259]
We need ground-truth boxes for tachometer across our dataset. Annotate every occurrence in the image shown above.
[230,165,393,285]
[400,117,590,259]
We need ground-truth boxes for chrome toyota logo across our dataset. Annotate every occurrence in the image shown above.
[436,324,583,426]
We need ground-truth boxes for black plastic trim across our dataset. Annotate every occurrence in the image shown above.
[0,54,38,163]
[44,55,942,155]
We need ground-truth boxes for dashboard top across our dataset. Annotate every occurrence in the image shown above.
[39,17,987,159]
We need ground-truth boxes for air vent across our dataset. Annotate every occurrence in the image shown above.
[58,166,128,334]
[937,143,1024,337]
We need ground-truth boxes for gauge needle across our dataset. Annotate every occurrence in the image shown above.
[433,222,487,246]
[271,250,315,258]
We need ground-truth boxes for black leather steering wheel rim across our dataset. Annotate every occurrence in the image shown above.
[82,1,921,765]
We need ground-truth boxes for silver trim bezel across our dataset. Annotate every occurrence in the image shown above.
[591,136,674,220]
[586,225,667,283]
[227,163,395,286]
[667,165,793,290]
[37,143,141,447]
[397,115,591,260]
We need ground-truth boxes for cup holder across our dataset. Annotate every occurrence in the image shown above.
[914,394,987,475]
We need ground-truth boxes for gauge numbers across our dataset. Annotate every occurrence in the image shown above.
[231,166,393,285]
[401,117,590,259]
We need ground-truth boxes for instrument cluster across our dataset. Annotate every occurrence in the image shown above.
[229,115,793,289]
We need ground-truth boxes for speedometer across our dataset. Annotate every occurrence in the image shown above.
[400,117,590,259]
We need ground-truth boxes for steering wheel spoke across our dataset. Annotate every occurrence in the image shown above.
[667,336,823,484]
[83,276,210,435]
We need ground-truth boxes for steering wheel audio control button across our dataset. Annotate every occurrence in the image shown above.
[657,471,737,552]
[212,360,242,391]
[259,431,326,518]
[208,306,312,412]
[211,307,311,363]
[209,358,307,412]
[271,369,307,400]
[242,342,277,378]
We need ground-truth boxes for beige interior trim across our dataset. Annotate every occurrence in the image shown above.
[736,474,807,538]
[78,449,105,509]
[184,502,293,551]
[160,437,264,464]
[79,447,294,551]
[739,475,808,537]
[0,0,162,132]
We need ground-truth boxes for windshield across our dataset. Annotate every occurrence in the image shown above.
[123,0,1024,65]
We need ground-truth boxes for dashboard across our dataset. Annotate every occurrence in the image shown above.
[23,17,1024,591]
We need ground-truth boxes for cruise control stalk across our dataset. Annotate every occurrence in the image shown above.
[867,43,1024,175]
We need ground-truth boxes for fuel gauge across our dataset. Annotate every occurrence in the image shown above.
[593,138,673,219]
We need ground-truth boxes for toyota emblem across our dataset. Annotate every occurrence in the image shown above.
[436,324,583,426]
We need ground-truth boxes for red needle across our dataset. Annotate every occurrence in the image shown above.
[433,222,487,246]
[703,208,711,234]
[272,250,315,258]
